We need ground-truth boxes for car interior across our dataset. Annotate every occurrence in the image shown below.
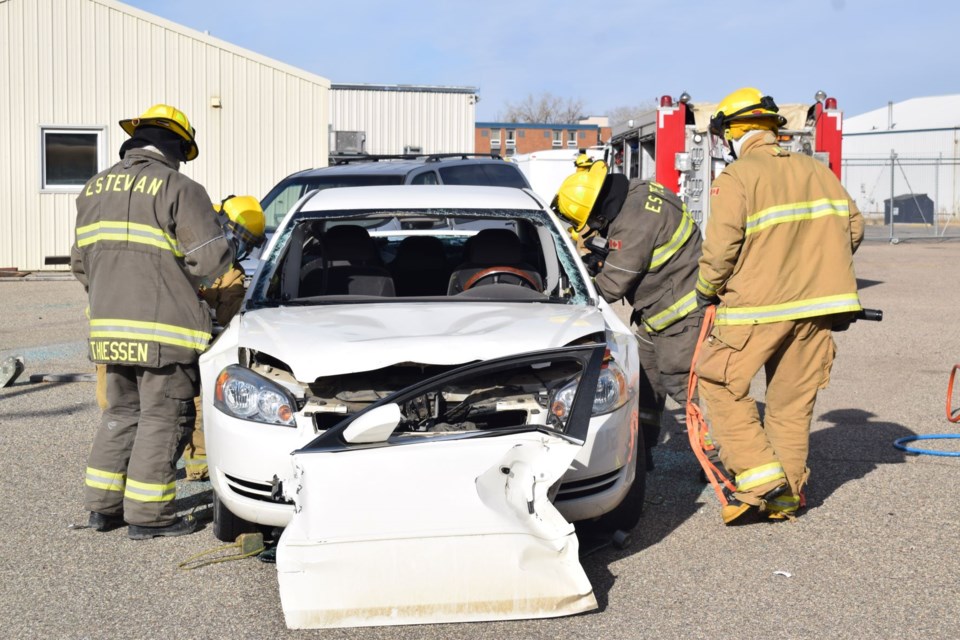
[261,214,577,303]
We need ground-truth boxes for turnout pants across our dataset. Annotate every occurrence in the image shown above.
[96,363,206,479]
[182,396,208,480]
[84,363,198,526]
[696,316,835,508]
[635,308,703,449]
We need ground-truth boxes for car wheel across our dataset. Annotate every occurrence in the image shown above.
[212,491,257,542]
[595,432,647,532]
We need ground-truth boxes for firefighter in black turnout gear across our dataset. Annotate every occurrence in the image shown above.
[71,104,234,539]
[552,155,704,469]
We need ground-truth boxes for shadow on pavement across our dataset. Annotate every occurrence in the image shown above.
[806,408,915,510]
[856,278,884,290]
[576,407,705,612]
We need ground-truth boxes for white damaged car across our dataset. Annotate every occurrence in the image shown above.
[199,185,644,546]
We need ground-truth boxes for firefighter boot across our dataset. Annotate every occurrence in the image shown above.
[767,488,806,520]
[128,515,199,540]
[721,483,788,526]
[88,511,125,532]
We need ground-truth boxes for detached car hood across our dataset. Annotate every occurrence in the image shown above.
[238,303,605,379]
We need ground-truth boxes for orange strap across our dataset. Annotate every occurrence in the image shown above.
[948,364,960,423]
[685,305,736,505]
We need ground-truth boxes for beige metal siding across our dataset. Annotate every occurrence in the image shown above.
[0,0,329,271]
[331,88,476,155]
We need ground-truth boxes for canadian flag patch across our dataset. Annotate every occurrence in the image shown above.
[710,187,720,196]
[608,239,623,250]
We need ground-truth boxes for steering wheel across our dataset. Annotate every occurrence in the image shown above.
[462,266,542,292]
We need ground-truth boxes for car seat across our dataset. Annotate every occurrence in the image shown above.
[390,236,450,296]
[447,228,543,294]
[300,225,395,296]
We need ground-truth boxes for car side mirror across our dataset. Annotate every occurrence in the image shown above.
[342,403,403,444]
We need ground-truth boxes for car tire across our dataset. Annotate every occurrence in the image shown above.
[594,431,647,532]
[212,492,258,542]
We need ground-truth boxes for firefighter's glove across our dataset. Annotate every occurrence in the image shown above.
[830,312,855,332]
[696,291,719,309]
[582,253,604,276]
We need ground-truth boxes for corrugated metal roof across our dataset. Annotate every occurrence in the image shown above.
[332,83,477,95]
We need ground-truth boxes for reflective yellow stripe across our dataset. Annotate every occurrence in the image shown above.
[89,319,211,351]
[643,290,697,332]
[696,272,718,296]
[85,467,125,492]
[767,494,800,513]
[745,198,849,236]
[716,293,861,326]
[735,462,786,492]
[124,478,177,503]
[650,212,695,271]
[75,221,183,256]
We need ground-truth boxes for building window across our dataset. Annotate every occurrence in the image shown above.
[579,131,587,139]
[490,128,501,146]
[518,130,525,138]
[552,130,562,147]
[567,130,577,147]
[543,130,551,138]
[505,129,516,148]
[481,130,489,137]
[41,126,106,192]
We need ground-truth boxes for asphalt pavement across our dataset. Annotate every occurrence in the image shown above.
[2,238,959,639]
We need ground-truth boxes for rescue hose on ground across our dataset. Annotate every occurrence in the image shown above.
[685,305,736,505]
[893,364,960,457]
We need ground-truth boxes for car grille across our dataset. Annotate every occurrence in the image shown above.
[555,467,622,502]
[223,473,293,504]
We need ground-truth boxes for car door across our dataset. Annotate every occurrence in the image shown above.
[277,345,605,629]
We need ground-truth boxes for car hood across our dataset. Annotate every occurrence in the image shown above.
[238,303,605,380]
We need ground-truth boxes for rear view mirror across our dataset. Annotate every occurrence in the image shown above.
[342,403,403,444]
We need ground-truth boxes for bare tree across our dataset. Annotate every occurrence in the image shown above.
[606,100,659,127]
[499,92,586,124]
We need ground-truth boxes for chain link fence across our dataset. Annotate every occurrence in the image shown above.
[843,153,960,241]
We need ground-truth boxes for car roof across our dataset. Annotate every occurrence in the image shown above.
[289,156,513,179]
[298,185,546,213]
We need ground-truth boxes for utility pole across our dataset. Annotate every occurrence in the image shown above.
[889,149,898,244]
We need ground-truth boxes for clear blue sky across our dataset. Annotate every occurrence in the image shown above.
[122,0,955,121]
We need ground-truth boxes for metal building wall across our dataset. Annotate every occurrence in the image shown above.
[0,0,330,271]
[842,129,960,219]
[331,86,476,155]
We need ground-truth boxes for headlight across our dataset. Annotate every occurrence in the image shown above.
[214,365,298,426]
[551,360,629,419]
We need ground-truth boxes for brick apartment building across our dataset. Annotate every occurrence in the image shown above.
[475,120,612,156]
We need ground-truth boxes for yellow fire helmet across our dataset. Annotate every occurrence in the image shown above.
[552,154,608,236]
[215,195,266,259]
[709,87,788,141]
[119,104,199,161]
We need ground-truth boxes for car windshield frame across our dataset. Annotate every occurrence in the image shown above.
[247,206,592,307]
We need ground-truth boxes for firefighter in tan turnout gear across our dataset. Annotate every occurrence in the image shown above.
[553,155,704,470]
[94,195,265,482]
[182,195,266,480]
[72,104,234,539]
[695,88,864,525]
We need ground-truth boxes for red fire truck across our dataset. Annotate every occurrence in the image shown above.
[607,91,843,230]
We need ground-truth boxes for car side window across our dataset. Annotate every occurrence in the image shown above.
[410,171,439,185]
